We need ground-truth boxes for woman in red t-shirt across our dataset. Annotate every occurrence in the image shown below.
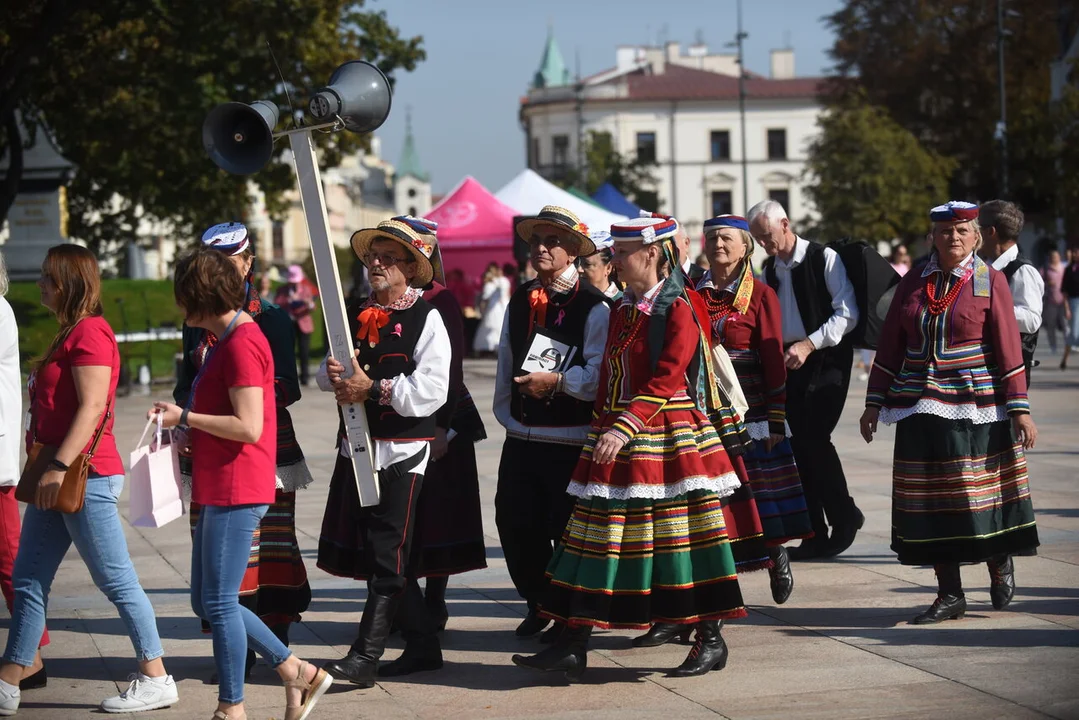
[151,246,330,720]
[0,245,178,717]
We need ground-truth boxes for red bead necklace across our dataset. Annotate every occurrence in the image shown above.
[925,272,970,315]
[702,290,735,321]
[610,308,646,355]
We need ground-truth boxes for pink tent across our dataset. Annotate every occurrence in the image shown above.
[427,176,518,282]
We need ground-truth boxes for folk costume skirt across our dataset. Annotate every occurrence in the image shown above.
[547,409,747,629]
[891,413,1039,566]
[742,436,814,546]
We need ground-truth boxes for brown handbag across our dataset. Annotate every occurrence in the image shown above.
[15,400,112,513]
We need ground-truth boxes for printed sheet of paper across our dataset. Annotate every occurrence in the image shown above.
[520,327,578,375]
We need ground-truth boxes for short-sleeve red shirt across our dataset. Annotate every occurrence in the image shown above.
[189,322,277,506]
[29,316,123,477]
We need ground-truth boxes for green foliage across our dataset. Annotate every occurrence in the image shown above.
[1,1,425,269]
[562,130,660,208]
[803,95,957,243]
[824,0,1076,218]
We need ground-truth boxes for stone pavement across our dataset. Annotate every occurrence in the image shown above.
[7,351,1079,720]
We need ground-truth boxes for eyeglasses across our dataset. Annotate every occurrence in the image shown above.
[363,252,411,267]
[527,236,563,250]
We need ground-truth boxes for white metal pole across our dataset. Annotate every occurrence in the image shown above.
[289,129,380,507]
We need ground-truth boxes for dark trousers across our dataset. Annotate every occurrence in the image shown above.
[785,344,856,533]
[495,437,581,610]
[360,456,426,598]
[294,324,311,385]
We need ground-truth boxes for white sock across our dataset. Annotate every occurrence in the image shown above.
[139,673,168,683]
[0,678,18,694]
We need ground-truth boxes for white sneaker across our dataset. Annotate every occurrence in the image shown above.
[100,674,178,714]
[0,680,19,716]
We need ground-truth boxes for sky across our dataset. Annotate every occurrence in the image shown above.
[372,0,845,195]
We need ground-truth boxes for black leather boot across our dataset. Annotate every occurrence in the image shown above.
[540,621,565,644]
[912,564,966,625]
[270,622,290,648]
[822,501,865,558]
[512,625,591,682]
[988,555,1015,610]
[787,514,830,561]
[515,608,550,637]
[669,620,728,677]
[767,545,795,605]
[324,592,399,687]
[425,576,450,632]
[631,622,693,648]
[380,580,443,677]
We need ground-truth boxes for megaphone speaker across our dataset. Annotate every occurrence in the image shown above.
[308,60,392,133]
[202,100,279,175]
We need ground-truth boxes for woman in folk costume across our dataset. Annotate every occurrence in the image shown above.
[698,215,813,604]
[578,230,623,305]
[375,216,487,676]
[860,202,1039,624]
[175,223,314,679]
[512,217,746,682]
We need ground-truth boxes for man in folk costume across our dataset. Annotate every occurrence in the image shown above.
[316,219,450,687]
[494,206,610,638]
[377,216,488,677]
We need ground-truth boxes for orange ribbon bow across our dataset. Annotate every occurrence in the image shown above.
[357,306,390,347]
[528,287,548,333]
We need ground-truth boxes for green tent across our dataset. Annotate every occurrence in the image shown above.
[566,186,605,209]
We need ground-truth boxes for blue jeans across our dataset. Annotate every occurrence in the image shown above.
[3,473,164,666]
[1069,298,1079,346]
[191,504,291,704]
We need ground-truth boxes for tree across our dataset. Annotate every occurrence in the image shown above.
[0,1,425,264]
[803,95,957,244]
[824,0,1078,217]
[563,130,659,208]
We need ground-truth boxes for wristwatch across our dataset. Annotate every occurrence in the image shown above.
[179,407,191,430]
[369,381,382,405]
[49,458,69,472]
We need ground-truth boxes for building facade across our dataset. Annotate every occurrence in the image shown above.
[520,35,823,245]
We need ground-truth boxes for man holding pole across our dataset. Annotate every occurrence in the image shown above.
[316,219,450,688]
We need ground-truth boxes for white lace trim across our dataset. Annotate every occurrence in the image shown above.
[180,460,314,502]
[745,420,791,441]
[879,399,1007,426]
[566,471,741,501]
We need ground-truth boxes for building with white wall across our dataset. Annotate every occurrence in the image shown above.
[519,34,824,246]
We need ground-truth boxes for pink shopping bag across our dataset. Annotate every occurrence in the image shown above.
[128,415,184,528]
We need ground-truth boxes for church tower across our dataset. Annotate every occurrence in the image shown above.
[394,109,431,217]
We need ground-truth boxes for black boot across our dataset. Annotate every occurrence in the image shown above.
[380,580,443,677]
[988,555,1015,610]
[767,545,795,605]
[515,608,550,637]
[512,625,591,682]
[425,576,450,632]
[912,564,966,625]
[631,623,693,648]
[670,620,728,677]
[540,621,565,644]
[787,514,830,561]
[270,622,291,648]
[822,501,865,558]
[324,592,399,687]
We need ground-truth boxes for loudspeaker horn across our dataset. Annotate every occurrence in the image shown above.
[307,60,392,133]
[202,100,279,175]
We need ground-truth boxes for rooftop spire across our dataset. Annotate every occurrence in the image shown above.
[533,27,571,89]
[397,106,427,182]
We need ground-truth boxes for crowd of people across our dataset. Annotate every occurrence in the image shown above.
[0,192,1054,714]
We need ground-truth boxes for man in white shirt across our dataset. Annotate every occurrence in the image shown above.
[317,219,450,688]
[749,200,863,560]
[494,206,610,639]
[979,200,1044,385]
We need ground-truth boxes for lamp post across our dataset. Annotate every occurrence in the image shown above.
[996,0,1020,196]
[736,0,749,214]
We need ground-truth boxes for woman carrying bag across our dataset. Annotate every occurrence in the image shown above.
[0,245,178,716]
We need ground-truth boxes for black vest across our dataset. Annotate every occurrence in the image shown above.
[1002,253,1039,380]
[339,297,438,442]
[507,277,605,428]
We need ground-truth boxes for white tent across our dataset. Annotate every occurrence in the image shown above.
[494,169,628,231]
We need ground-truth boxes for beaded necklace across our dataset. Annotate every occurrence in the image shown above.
[924,271,970,315]
[609,307,646,356]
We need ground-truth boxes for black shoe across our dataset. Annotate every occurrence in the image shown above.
[989,556,1016,610]
[631,623,693,648]
[512,625,591,682]
[669,620,728,677]
[911,594,967,625]
[325,591,399,687]
[378,636,443,677]
[539,622,565,644]
[425,577,450,632]
[210,650,256,685]
[515,610,550,637]
[787,536,829,561]
[768,546,794,605]
[822,505,865,558]
[19,666,46,691]
[324,650,378,688]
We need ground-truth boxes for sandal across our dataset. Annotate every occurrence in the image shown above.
[212,711,246,720]
[284,661,333,720]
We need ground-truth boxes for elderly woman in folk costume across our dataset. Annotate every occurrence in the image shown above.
[174,223,315,681]
[697,215,813,605]
[860,201,1039,624]
[512,216,746,682]
[577,230,622,305]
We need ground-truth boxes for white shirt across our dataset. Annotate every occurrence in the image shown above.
[317,306,450,476]
[493,279,611,445]
[772,236,859,348]
[0,298,20,487]
[991,244,1044,336]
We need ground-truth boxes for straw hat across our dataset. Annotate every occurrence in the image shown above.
[350,219,434,288]
[392,215,444,285]
[516,205,596,257]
